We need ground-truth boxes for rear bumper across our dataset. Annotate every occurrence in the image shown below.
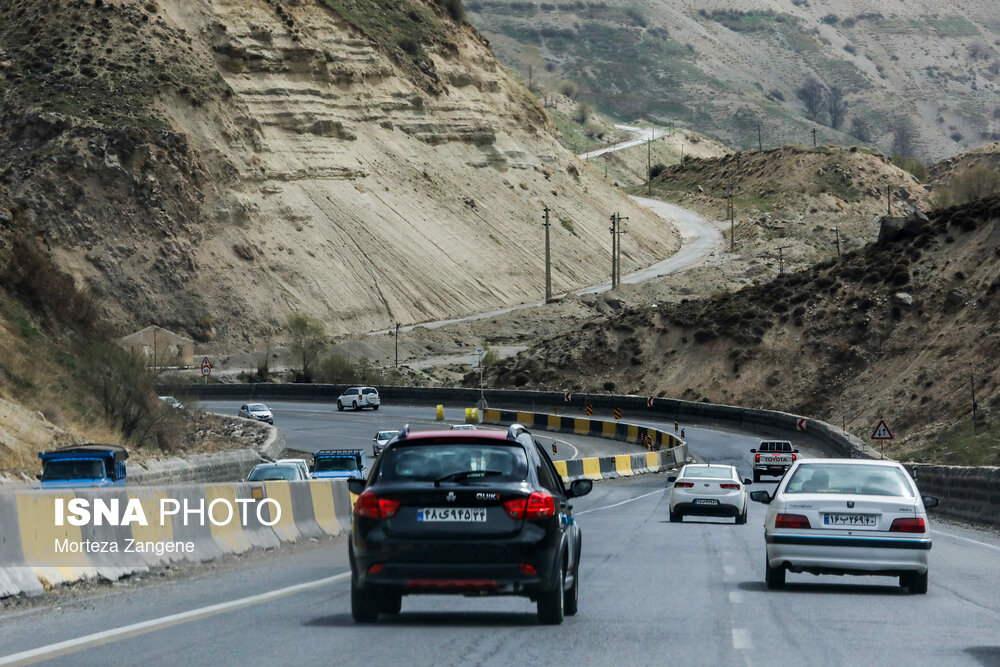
[766,533,931,575]
[672,502,741,517]
[754,465,789,476]
[355,562,548,596]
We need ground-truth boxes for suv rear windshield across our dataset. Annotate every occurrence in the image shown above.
[315,457,359,472]
[379,441,528,483]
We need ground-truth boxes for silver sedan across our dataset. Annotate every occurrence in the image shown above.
[750,459,939,593]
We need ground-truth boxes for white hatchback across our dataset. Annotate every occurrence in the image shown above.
[668,463,751,524]
[750,459,938,593]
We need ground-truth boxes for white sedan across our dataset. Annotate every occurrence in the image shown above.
[750,459,939,593]
[668,464,751,524]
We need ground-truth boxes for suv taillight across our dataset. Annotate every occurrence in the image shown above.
[775,513,811,529]
[504,491,555,519]
[890,517,926,533]
[354,491,400,519]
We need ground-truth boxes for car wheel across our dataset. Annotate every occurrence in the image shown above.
[753,471,761,483]
[537,561,565,625]
[669,509,682,522]
[735,506,747,525]
[352,401,359,411]
[765,558,786,589]
[902,571,928,594]
[351,580,380,623]
[373,404,379,411]
[337,401,344,412]
[564,561,580,617]
[379,592,402,615]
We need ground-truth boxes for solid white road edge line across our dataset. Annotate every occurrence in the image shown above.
[0,571,352,666]
[931,529,1000,552]
[575,488,665,515]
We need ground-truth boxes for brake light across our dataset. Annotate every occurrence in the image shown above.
[673,481,694,488]
[504,491,555,519]
[720,483,740,490]
[368,563,386,575]
[519,564,537,575]
[354,491,400,519]
[775,513,811,529]
[792,454,797,462]
[890,517,926,533]
[755,453,760,462]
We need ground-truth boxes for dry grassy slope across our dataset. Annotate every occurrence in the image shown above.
[928,142,1000,184]
[485,195,1000,462]
[645,145,931,272]
[4,0,681,346]
[469,0,1000,161]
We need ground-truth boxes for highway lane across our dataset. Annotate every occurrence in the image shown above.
[3,475,1000,666]
[195,400,635,462]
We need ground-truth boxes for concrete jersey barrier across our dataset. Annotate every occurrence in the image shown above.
[0,479,352,599]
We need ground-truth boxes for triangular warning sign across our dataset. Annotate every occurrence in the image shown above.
[871,420,893,440]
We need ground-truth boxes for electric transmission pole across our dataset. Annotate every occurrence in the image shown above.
[542,206,552,302]
[777,245,792,275]
[609,213,617,288]
[811,128,817,146]
[647,137,652,196]
[614,212,628,286]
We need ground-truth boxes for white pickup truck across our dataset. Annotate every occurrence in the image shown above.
[750,440,798,482]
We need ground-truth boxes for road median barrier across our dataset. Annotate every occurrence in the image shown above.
[0,478,352,600]
[482,408,687,483]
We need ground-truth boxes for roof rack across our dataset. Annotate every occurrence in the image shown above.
[313,449,364,457]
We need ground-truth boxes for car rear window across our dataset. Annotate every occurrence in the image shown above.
[379,441,528,483]
[315,457,359,472]
[682,466,733,479]
[362,388,377,394]
[784,464,913,496]
[247,465,299,481]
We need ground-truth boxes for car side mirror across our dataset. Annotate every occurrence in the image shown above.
[568,479,593,499]
[743,478,753,485]
[750,490,771,504]
[922,496,939,509]
[35,473,42,480]
[347,478,366,495]
[750,449,757,453]
[667,476,677,483]
[793,449,799,454]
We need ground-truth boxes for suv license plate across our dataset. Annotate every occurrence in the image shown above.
[418,508,487,522]
[824,514,876,526]
[693,498,719,505]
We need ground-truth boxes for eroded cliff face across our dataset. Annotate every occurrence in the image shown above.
[0,0,677,344]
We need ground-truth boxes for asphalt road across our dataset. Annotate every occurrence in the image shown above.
[3,408,1000,665]
[195,400,648,462]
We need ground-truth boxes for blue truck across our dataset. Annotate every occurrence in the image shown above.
[37,444,129,489]
[312,449,365,480]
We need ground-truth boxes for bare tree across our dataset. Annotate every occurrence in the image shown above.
[891,117,917,158]
[286,313,327,381]
[850,116,872,143]
[827,86,848,129]
[796,76,827,119]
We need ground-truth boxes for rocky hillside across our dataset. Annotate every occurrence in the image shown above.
[467,0,1000,161]
[482,195,1000,463]
[647,145,931,271]
[0,0,676,346]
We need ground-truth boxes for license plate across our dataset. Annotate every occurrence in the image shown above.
[824,514,876,526]
[417,507,487,522]
[693,498,719,505]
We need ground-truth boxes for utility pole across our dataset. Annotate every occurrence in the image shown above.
[615,212,628,285]
[756,122,762,151]
[394,322,401,368]
[811,128,817,146]
[887,178,892,216]
[542,206,552,302]
[609,213,617,288]
[727,183,736,252]
[971,373,978,433]
[647,137,652,196]
[834,227,841,257]
[777,245,792,275]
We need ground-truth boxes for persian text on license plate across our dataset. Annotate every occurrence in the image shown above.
[693,498,719,505]
[417,507,487,522]
[824,514,876,526]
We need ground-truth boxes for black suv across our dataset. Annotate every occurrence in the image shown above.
[347,423,592,624]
